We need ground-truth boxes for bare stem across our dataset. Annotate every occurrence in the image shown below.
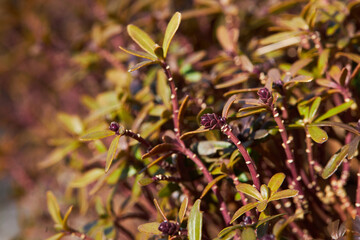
[123,129,152,150]
[356,169,360,216]
[304,127,316,189]
[221,124,261,190]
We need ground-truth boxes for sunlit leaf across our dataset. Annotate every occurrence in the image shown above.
[236,183,262,200]
[138,177,154,186]
[224,88,261,97]
[230,202,259,224]
[154,44,164,60]
[197,141,232,156]
[218,225,245,238]
[222,94,239,118]
[105,135,121,172]
[69,168,104,188]
[163,12,181,58]
[284,75,313,87]
[79,130,116,141]
[127,25,157,57]
[256,214,285,228]
[57,113,84,135]
[200,174,227,199]
[308,97,321,122]
[138,222,162,235]
[269,189,299,201]
[289,58,313,76]
[307,125,328,144]
[267,173,285,194]
[256,200,268,212]
[260,184,270,200]
[241,228,257,240]
[322,145,349,179]
[128,60,157,72]
[188,199,203,240]
[153,198,167,221]
[118,46,157,61]
[38,142,80,169]
[45,233,65,240]
[62,205,73,230]
[336,52,360,64]
[318,48,330,75]
[46,191,63,225]
[157,70,171,109]
[178,197,188,224]
[142,143,178,159]
[178,95,190,124]
[315,100,353,122]
[217,25,234,52]
[180,126,210,140]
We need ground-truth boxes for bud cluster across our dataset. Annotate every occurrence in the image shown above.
[257,87,273,106]
[158,221,179,236]
[200,113,227,130]
[109,121,124,135]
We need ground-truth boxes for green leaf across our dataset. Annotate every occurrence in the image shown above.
[142,143,178,159]
[79,130,116,141]
[57,113,84,135]
[230,202,259,224]
[138,222,162,235]
[105,135,121,172]
[139,153,171,174]
[318,48,330,75]
[118,46,157,61]
[127,25,157,57]
[163,12,181,58]
[307,125,328,144]
[256,213,285,228]
[188,199,203,240]
[45,233,65,240]
[128,60,157,72]
[46,191,63,225]
[260,184,270,200]
[138,177,154,186]
[62,205,73,230]
[322,144,349,179]
[267,173,285,194]
[69,168,104,188]
[241,228,257,240]
[178,197,188,224]
[236,183,263,201]
[256,200,268,212]
[308,97,321,122]
[157,70,171,109]
[269,189,299,201]
[218,225,245,238]
[38,142,80,169]
[200,174,227,199]
[315,100,353,122]
[154,44,164,60]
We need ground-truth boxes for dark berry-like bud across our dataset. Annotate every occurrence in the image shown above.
[109,122,120,132]
[257,87,273,105]
[273,80,284,95]
[158,221,179,236]
[200,113,226,130]
[243,216,253,225]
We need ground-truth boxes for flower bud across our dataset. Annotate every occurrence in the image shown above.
[200,113,226,130]
[257,87,273,105]
[109,122,120,132]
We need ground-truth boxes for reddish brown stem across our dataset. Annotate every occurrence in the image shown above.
[356,169,360,216]
[304,127,316,189]
[221,124,261,190]
[123,129,152,150]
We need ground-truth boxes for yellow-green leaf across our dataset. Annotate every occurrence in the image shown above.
[267,173,285,194]
[260,184,270,200]
[178,197,188,224]
[318,48,330,75]
[200,174,227,199]
[180,126,209,140]
[142,143,177,159]
[138,177,154,186]
[105,135,121,172]
[269,189,299,201]
[230,202,259,224]
[188,199,203,240]
[307,125,328,144]
[38,142,80,169]
[118,46,157,61]
[45,233,65,240]
[46,191,63,225]
[236,183,263,201]
[128,60,157,72]
[127,25,157,57]
[163,12,181,58]
[315,100,353,122]
[57,113,84,135]
[62,205,73,230]
[69,168,104,188]
[178,95,190,124]
[241,228,257,240]
[79,130,116,141]
[138,222,162,235]
[336,52,360,64]
[256,200,268,212]
[157,70,171,109]
[322,145,349,179]
[308,97,321,122]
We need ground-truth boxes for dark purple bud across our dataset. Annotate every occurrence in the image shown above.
[243,216,253,225]
[257,87,272,105]
[109,122,120,132]
[158,221,171,233]
[158,221,178,235]
[200,113,226,130]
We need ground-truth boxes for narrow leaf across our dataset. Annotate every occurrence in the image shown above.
[218,225,245,238]
[222,94,239,118]
[236,183,263,200]
[315,100,353,122]
[57,113,84,135]
[178,197,188,224]
[138,222,162,235]
[139,153,171,174]
[308,97,321,122]
[139,177,154,186]
[157,70,171,109]
[178,95,190,124]
[348,136,360,159]
[230,202,259,224]
[289,58,313,76]
[215,73,249,89]
[118,46,157,61]
[269,189,299,201]
[322,145,349,179]
[188,199,203,240]
[62,205,73,229]
[283,75,313,87]
[256,213,285,227]
[142,143,178,159]
[46,191,63,225]
[217,25,235,52]
[339,68,348,86]
[79,130,116,141]
[200,174,227,199]
[127,25,157,57]
[154,198,167,221]
[336,52,360,64]
[105,135,121,172]
[69,169,104,188]
[180,126,209,140]
[163,12,181,58]
[45,233,65,240]
[318,48,330,75]
[307,125,328,144]
[267,173,285,194]
[128,60,157,72]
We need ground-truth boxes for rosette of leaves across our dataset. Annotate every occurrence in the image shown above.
[230,173,298,223]
[119,12,181,72]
